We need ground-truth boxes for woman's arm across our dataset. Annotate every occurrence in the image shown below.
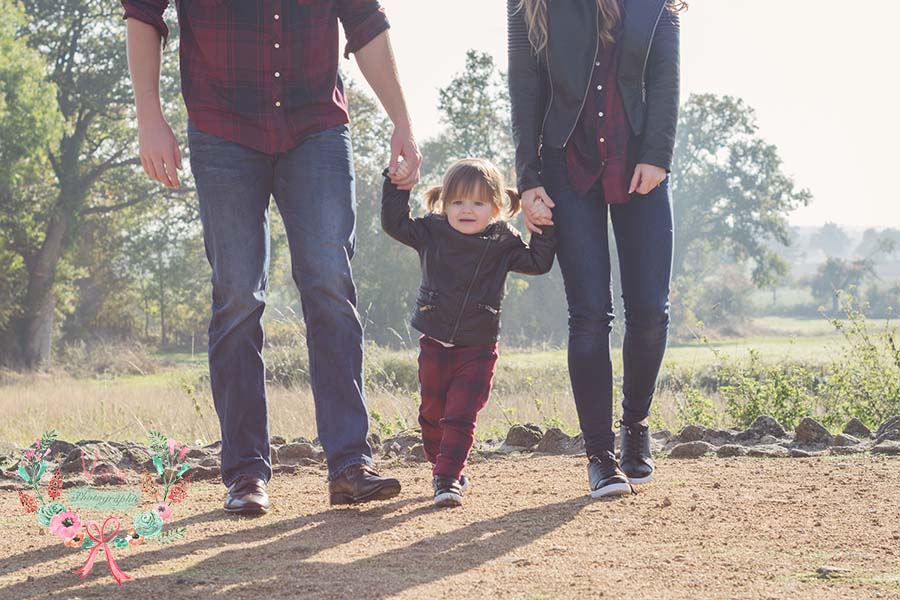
[507,0,543,196]
[380,169,428,250]
[508,225,557,275]
[637,7,681,172]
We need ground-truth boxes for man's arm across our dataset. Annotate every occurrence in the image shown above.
[125,16,182,189]
[354,32,421,191]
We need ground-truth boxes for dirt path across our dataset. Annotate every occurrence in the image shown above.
[1,455,899,600]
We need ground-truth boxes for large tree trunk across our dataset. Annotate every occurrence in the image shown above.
[20,212,69,368]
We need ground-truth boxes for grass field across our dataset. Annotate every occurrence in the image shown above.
[0,317,852,447]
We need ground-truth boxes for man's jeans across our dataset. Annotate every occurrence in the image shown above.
[188,122,372,485]
[541,146,674,458]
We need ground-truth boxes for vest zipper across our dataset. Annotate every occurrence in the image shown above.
[447,236,493,344]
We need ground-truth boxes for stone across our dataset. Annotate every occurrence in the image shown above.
[0,442,18,461]
[277,442,324,465]
[668,441,715,459]
[114,444,153,471]
[794,417,833,446]
[535,429,584,454]
[788,448,818,458]
[677,425,707,443]
[716,444,748,458]
[829,445,866,456]
[186,447,207,460]
[816,566,850,579]
[504,424,544,449]
[380,433,422,455]
[269,435,287,446]
[842,418,872,439]
[203,441,223,453]
[406,444,428,462]
[61,443,123,475]
[871,440,900,455]
[367,432,381,453]
[704,429,737,445]
[736,416,786,442]
[757,434,779,446]
[184,465,220,481]
[875,416,900,443]
[651,429,673,443]
[746,444,789,458]
[200,457,219,467]
[830,433,861,447]
[290,437,312,445]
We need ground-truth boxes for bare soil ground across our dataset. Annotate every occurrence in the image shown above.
[1,455,899,600]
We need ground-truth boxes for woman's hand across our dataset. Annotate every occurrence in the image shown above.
[629,163,667,195]
[521,186,555,234]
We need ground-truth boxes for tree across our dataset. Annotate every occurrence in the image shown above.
[671,94,811,287]
[421,50,515,184]
[0,0,63,363]
[809,222,850,259]
[4,0,184,367]
[810,257,875,312]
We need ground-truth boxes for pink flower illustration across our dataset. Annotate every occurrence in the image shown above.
[49,512,83,540]
[168,438,177,455]
[178,446,189,461]
[154,502,172,521]
[24,449,34,460]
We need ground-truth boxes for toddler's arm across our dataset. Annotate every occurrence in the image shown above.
[381,167,428,249]
[508,223,557,275]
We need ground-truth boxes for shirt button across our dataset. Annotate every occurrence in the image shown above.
[275,101,281,107]
[595,61,601,66]
[274,13,280,20]
[598,112,604,117]
[275,72,281,78]
[274,42,280,49]
[599,137,606,143]
[597,85,603,91]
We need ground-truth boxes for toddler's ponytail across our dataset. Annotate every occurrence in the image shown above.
[424,186,443,213]
[505,188,522,217]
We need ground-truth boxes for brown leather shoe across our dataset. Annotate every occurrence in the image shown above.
[328,464,401,505]
[224,475,270,515]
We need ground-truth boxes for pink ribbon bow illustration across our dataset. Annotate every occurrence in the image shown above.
[72,517,131,585]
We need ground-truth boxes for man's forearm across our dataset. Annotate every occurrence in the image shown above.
[354,31,411,129]
[126,18,165,123]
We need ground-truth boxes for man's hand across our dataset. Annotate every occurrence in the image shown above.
[388,126,421,190]
[138,114,182,189]
[521,186,555,234]
[629,163,667,196]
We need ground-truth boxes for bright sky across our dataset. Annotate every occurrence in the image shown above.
[341,0,900,229]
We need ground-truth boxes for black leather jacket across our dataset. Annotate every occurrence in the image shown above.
[507,0,681,194]
[381,171,556,346]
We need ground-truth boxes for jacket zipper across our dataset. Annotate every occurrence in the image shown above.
[561,3,601,148]
[539,44,554,146]
[447,236,493,344]
[639,1,667,104]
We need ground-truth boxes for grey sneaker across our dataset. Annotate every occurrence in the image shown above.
[433,475,463,507]
[588,454,634,499]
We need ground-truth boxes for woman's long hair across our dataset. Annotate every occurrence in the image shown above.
[519,0,688,53]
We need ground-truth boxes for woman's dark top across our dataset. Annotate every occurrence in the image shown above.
[507,0,680,195]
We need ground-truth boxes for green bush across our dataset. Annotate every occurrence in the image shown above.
[819,295,900,429]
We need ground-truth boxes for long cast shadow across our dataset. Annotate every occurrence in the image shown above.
[25,496,590,599]
[0,496,425,599]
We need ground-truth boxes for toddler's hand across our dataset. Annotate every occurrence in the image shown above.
[390,159,412,182]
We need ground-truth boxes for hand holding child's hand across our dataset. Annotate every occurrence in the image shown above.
[391,158,413,182]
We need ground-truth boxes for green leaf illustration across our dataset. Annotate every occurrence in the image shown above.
[176,463,190,478]
[148,431,169,454]
[17,464,32,484]
[152,456,165,476]
[35,461,47,483]
[155,527,187,545]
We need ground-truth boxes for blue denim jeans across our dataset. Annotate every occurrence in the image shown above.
[188,122,372,485]
[541,147,673,458]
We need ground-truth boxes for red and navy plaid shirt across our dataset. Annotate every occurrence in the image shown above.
[565,21,631,204]
[121,1,390,155]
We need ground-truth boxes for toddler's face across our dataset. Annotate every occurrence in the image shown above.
[445,196,498,235]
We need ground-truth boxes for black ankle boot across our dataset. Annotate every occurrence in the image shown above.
[619,420,655,484]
